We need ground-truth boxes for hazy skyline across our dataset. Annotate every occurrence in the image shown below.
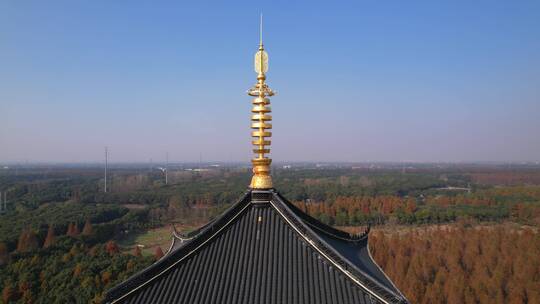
[1,1,539,163]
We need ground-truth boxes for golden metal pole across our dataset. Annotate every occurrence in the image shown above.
[248,17,274,189]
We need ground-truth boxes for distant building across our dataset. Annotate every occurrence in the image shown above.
[105,20,408,304]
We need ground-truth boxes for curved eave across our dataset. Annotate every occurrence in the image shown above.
[165,219,220,256]
[366,238,408,301]
[165,235,185,256]
[272,191,403,298]
[172,218,218,240]
[274,192,369,242]
[269,190,408,304]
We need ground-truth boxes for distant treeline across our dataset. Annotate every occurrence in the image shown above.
[295,186,540,226]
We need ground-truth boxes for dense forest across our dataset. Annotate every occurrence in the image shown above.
[371,224,540,303]
[0,164,539,303]
[0,235,154,303]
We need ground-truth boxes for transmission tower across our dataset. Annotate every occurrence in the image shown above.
[104,147,108,193]
[165,152,169,185]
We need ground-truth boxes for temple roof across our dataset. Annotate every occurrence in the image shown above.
[105,189,408,304]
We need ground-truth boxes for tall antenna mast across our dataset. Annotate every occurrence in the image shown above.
[2,191,7,212]
[104,147,108,193]
[165,152,169,185]
[260,13,263,47]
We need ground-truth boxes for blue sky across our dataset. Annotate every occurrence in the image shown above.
[1,1,539,163]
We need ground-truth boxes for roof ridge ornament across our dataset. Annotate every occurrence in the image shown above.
[249,15,274,189]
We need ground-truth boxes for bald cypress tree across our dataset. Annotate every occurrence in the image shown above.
[0,242,8,265]
[133,246,142,257]
[43,225,56,248]
[105,241,119,256]
[72,223,80,236]
[17,229,28,252]
[154,247,164,260]
[66,223,73,236]
[67,222,80,237]
[26,230,39,252]
[2,285,15,304]
[82,219,93,236]
[17,228,38,252]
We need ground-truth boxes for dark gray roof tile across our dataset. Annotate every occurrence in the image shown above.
[105,190,408,304]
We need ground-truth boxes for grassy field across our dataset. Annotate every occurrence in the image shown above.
[119,226,174,256]
[119,224,204,256]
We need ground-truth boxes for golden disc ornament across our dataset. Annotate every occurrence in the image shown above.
[254,50,268,74]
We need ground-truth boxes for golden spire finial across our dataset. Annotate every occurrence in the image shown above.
[248,16,274,189]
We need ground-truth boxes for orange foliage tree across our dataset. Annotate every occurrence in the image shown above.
[370,225,540,304]
[43,224,56,248]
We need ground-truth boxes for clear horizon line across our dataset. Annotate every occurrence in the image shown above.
[1,160,539,165]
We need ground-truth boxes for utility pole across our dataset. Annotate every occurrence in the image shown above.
[104,147,108,193]
[165,152,169,185]
[0,191,6,213]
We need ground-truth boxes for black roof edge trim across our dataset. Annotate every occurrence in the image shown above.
[273,191,369,242]
[171,218,218,240]
[104,189,252,303]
